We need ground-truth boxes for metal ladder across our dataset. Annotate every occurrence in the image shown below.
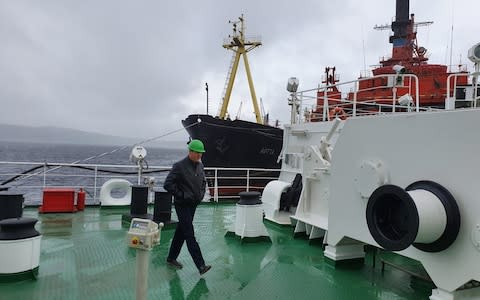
[217,52,236,117]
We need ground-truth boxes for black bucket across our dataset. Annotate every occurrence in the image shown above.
[153,191,173,223]
[0,193,24,221]
[130,185,149,217]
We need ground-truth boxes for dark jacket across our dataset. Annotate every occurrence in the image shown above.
[164,156,206,206]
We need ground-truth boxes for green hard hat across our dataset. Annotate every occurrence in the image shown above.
[188,139,205,153]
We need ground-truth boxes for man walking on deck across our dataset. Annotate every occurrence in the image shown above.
[164,139,212,275]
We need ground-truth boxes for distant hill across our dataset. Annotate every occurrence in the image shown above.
[0,123,185,149]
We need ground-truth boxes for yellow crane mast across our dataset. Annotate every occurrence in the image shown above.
[218,15,263,124]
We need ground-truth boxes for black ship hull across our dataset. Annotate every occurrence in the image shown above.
[182,114,283,197]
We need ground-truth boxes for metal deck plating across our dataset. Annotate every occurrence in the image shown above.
[0,204,432,299]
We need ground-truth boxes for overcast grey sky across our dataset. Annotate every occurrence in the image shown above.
[1,0,478,141]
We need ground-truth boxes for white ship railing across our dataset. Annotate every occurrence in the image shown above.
[0,161,279,205]
[446,73,480,109]
[292,74,421,124]
[290,72,479,124]
[204,167,280,202]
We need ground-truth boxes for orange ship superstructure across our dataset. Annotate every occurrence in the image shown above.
[313,0,469,121]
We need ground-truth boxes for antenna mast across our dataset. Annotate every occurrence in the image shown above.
[373,0,432,66]
[448,0,455,72]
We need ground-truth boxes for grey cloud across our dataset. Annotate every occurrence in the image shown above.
[0,0,478,140]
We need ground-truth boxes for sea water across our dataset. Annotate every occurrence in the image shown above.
[0,141,184,205]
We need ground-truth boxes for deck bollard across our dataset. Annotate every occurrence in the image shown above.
[0,193,41,282]
[226,192,271,242]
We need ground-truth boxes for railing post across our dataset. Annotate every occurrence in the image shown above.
[93,166,98,204]
[323,88,329,121]
[43,163,47,187]
[246,169,250,192]
[392,86,397,113]
[415,75,420,112]
[353,81,358,117]
[214,169,218,203]
[299,92,303,123]
[474,73,479,108]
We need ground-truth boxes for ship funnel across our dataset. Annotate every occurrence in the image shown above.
[366,180,460,252]
[395,0,409,22]
[392,0,410,38]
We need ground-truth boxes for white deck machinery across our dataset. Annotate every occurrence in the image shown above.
[262,43,480,300]
[326,109,480,300]
[127,218,163,300]
[263,77,343,228]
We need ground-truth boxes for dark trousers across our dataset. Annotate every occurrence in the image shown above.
[167,205,205,269]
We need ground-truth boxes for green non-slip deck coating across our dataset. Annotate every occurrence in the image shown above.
[0,205,432,299]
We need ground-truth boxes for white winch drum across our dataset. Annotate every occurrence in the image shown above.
[366,180,460,252]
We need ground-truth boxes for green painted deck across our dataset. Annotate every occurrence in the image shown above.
[0,204,434,299]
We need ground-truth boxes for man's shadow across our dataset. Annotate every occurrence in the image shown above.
[169,274,209,300]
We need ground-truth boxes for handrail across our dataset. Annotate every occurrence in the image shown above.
[294,73,421,123]
[0,161,279,205]
[446,73,478,109]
